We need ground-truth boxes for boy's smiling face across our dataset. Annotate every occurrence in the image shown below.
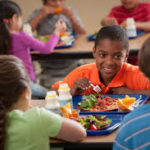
[93,38,128,84]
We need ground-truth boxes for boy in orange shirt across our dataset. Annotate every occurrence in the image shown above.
[51,25,150,96]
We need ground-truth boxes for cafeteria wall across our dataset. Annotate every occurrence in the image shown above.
[13,0,149,34]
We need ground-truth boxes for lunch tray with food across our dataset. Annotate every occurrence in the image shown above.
[79,113,124,136]
[36,32,75,49]
[60,103,124,136]
[73,94,149,114]
[87,30,146,41]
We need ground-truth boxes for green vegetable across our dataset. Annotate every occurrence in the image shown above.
[35,35,50,42]
[79,115,112,130]
[78,94,97,110]
[93,32,98,39]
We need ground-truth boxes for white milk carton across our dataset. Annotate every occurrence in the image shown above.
[45,91,60,113]
[58,83,72,106]
[126,18,137,38]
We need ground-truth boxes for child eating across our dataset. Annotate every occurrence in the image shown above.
[51,25,150,96]
[0,55,86,150]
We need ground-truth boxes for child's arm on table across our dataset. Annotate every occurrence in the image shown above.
[111,86,150,96]
[29,5,55,31]
[55,118,86,142]
[101,17,118,26]
[62,8,86,34]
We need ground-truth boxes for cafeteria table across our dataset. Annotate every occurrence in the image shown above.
[31,33,150,60]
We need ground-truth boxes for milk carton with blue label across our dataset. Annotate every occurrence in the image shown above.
[126,18,137,38]
[58,83,72,106]
[45,91,60,113]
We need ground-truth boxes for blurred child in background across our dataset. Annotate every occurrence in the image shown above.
[101,0,150,65]
[28,0,86,87]
[0,0,66,99]
[28,0,85,34]
[0,55,86,150]
[113,37,150,150]
[101,0,150,31]
[51,25,150,96]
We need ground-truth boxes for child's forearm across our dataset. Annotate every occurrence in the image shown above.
[101,17,108,26]
[135,21,150,32]
[68,15,86,34]
[29,11,47,31]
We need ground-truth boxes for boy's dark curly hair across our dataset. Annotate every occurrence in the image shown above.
[95,25,129,51]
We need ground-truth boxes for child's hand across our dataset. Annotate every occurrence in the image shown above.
[54,19,66,36]
[41,5,55,16]
[120,20,127,28]
[70,78,91,96]
[111,86,135,94]
[62,8,74,18]
[104,17,118,25]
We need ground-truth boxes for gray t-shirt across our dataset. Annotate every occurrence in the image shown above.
[28,7,83,35]
[27,7,85,87]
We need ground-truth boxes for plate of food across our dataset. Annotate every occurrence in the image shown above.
[36,32,75,49]
[87,32,97,41]
[73,94,149,114]
[78,113,124,136]
[60,103,123,136]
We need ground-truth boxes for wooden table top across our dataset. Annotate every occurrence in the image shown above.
[129,33,150,50]
[31,33,150,54]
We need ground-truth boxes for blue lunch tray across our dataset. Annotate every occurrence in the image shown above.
[87,30,146,41]
[73,94,149,115]
[80,113,124,136]
[55,40,75,49]
[128,30,145,39]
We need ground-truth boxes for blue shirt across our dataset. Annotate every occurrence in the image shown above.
[113,103,150,150]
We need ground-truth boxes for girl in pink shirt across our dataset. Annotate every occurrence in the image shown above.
[0,0,66,98]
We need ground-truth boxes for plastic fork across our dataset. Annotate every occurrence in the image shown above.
[90,82,101,93]
[108,123,121,130]
[131,95,142,108]
[131,99,142,108]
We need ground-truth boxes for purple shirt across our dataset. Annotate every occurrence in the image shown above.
[11,32,59,81]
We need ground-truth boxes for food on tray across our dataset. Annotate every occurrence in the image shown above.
[36,35,50,42]
[60,103,78,118]
[78,114,112,130]
[54,7,62,14]
[36,32,74,46]
[117,95,136,111]
[77,94,118,112]
[61,103,112,131]
[93,32,98,39]
[60,31,67,37]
